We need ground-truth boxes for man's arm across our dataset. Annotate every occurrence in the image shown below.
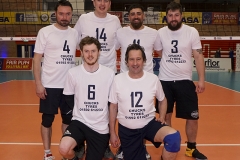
[33,53,46,99]
[109,102,120,148]
[156,97,167,124]
[155,50,162,58]
[193,48,205,93]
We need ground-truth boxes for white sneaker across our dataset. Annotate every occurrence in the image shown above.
[43,154,55,160]
[115,148,124,160]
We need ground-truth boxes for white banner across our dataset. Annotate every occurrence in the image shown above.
[235,43,240,71]
[192,58,231,72]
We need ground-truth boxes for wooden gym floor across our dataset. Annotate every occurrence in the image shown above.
[0,71,240,160]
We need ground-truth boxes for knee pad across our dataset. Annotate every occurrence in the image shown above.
[42,114,55,128]
[61,114,72,125]
[163,131,181,152]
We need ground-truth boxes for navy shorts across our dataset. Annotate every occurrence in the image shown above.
[160,80,199,120]
[118,118,167,160]
[63,120,110,160]
[39,88,71,115]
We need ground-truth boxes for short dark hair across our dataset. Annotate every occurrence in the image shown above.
[166,1,182,15]
[80,36,101,51]
[128,4,144,13]
[54,0,73,12]
[125,43,146,63]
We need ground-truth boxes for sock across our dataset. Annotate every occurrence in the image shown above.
[187,142,196,149]
[44,149,51,155]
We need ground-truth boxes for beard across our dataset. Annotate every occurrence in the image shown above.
[130,19,143,30]
[56,19,70,27]
[167,20,182,31]
[83,56,98,66]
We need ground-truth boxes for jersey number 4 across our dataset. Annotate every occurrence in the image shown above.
[96,28,107,41]
[130,92,143,107]
[63,40,70,53]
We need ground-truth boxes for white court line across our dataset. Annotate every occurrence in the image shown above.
[205,81,240,93]
[1,104,240,106]
[0,104,39,106]
[0,142,240,147]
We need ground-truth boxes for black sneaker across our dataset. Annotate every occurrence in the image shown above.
[185,147,208,160]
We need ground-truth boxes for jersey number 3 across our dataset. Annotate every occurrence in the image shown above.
[171,40,178,53]
[130,92,143,107]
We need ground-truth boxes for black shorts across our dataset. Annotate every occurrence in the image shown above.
[118,118,167,160]
[63,120,109,160]
[160,80,199,120]
[39,88,71,115]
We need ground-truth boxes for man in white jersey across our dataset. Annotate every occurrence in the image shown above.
[109,44,181,160]
[115,4,161,159]
[59,36,115,160]
[74,1,121,158]
[74,0,121,74]
[116,4,161,73]
[33,0,79,160]
[157,2,207,160]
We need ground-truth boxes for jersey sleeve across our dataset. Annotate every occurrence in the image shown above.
[155,78,165,101]
[154,32,163,51]
[34,28,46,54]
[63,70,75,95]
[74,15,83,42]
[108,76,118,104]
[191,27,202,50]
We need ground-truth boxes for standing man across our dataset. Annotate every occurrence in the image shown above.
[116,4,161,73]
[59,36,115,160]
[33,0,79,160]
[74,0,121,74]
[109,44,181,160]
[74,1,121,158]
[157,2,207,160]
[115,4,161,159]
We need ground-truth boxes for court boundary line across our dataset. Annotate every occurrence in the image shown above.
[205,81,240,93]
[0,142,240,147]
[1,104,240,106]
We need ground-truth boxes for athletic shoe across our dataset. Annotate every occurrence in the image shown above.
[115,146,151,160]
[75,144,85,160]
[185,148,208,160]
[144,145,151,160]
[145,150,151,160]
[104,146,115,160]
[43,153,55,160]
[115,147,124,160]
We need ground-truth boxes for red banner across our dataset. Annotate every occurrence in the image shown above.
[2,58,32,70]
[212,12,238,24]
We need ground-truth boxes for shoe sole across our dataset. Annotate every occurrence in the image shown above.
[185,154,207,160]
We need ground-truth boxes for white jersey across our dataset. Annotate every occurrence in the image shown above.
[74,12,121,73]
[158,24,202,81]
[34,24,79,88]
[116,26,162,73]
[63,64,115,134]
[109,71,165,129]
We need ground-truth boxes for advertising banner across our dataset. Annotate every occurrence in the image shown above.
[2,58,32,70]
[202,12,212,24]
[192,58,231,72]
[212,12,238,24]
[160,12,202,24]
[0,59,3,70]
[153,58,161,71]
[235,43,240,71]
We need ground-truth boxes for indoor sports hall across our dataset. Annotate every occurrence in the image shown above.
[1,0,240,160]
